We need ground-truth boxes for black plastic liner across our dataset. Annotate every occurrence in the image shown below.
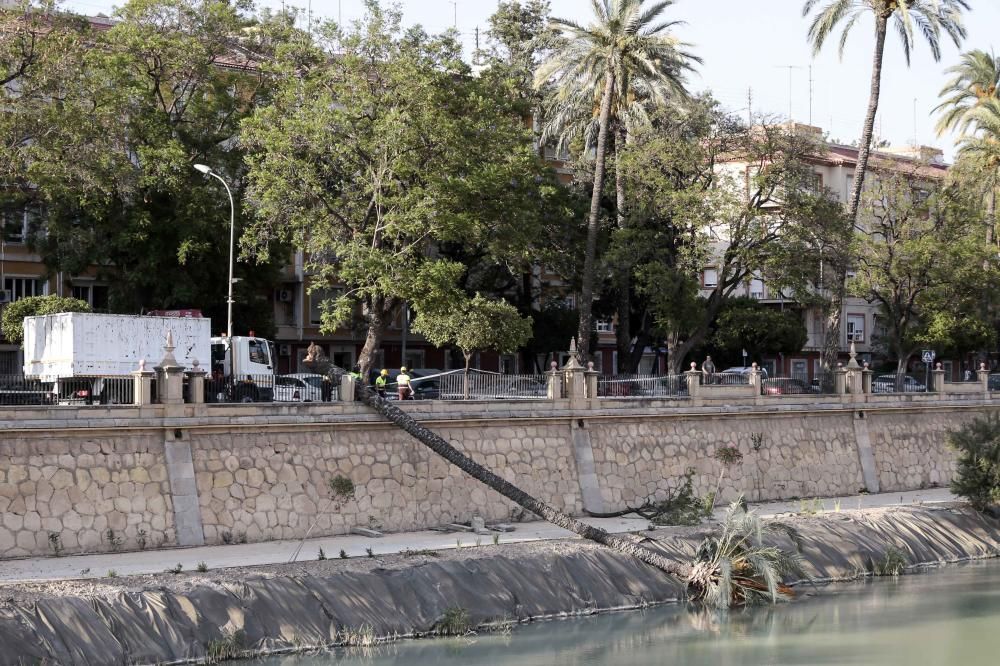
[0,506,997,665]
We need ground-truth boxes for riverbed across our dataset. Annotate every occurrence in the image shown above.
[261,560,1000,666]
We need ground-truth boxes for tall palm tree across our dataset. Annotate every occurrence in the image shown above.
[802,0,969,374]
[934,49,1000,136]
[535,0,697,361]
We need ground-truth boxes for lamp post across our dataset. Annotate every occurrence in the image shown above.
[193,164,235,339]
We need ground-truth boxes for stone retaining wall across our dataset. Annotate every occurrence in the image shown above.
[0,398,996,558]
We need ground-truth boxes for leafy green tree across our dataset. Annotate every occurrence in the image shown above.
[849,167,992,374]
[534,0,697,362]
[802,0,970,375]
[1,295,92,345]
[242,2,551,379]
[711,299,808,367]
[413,293,532,397]
[2,0,281,335]
[954,98,1000,247]
[613,101,833,373]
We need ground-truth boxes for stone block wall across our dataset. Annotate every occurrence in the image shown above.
[1,399,998,558]
[0,430,175,558]
[189,421,580,545]
[587,411,864,508]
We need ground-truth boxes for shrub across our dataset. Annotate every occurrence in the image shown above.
[949,414,1000,511]
[0,295,92,345]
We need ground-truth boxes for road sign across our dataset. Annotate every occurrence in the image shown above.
[922,350,936,364]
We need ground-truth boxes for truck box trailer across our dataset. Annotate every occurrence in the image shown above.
[23,312,212,380]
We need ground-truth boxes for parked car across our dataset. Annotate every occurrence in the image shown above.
[274,373,326,402]
[871,374,926,393]
[712,367,768,385]
[761,378,812,395]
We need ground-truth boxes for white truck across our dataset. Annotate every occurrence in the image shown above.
[22,312,274,404]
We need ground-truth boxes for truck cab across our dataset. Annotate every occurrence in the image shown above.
[209,335,276,402]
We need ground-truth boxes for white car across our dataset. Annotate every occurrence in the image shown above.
[274,373,327,402]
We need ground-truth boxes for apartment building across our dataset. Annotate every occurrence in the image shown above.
[701,123,952,381]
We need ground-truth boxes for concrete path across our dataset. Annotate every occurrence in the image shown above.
[0,488,955,584]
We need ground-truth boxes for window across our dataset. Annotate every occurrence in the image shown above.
[309,287,340,326]
[702,268,718,288]
[1,208,26,244]
[595,320,614,333]
[791,360,808,382]
[845,174,854,203]
[404,350,424,370]
[846,314,865,343]
[500,354,518,374]
[247,338,270,366]
[4,277,45,301]
[749,277,764,299]
[72,284,110,310]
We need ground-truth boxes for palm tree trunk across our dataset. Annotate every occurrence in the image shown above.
[359,387,691,578]
[823,15,888,376]
[577,70,616,362]
[614,127,632,373]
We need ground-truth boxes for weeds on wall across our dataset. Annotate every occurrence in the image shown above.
[47,532,63,557]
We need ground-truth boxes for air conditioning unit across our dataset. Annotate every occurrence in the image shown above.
[279,344,291,356]
[278,289,293,302]
[0,290,11,304]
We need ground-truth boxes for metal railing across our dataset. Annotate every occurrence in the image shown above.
[597,374,688,398]
[761,377,816,396]
[206,374,276,403]
[870,373,927,394]
[54,376,135,405]
[989,374,1000,391]
[0,374,55,406]
[438,370,548,401]
[705,372,750,386]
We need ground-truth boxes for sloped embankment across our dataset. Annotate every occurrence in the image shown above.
[0,505,997,665]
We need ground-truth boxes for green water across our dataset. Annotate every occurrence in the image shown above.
[259,560,1000,665]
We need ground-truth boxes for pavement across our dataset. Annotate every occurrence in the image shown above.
[0,488,956,584]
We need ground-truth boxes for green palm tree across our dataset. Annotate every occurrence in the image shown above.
[956,98,1000,246]
[802,0,969,375]
[535,0,697,361]
[934,49,1000,136]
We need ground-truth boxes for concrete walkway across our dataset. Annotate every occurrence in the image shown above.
[0,488,955,584]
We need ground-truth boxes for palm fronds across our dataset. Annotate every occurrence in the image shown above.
[687,498,805,609]
[934,49,1000,136]
[803,0,969,64]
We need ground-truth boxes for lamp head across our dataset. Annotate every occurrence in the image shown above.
[193,164,212,175]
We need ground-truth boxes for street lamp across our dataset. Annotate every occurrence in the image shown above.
[193,164,235,339]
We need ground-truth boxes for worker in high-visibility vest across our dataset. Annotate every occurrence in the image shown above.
[397,367,413,400]
[375,369,389,398]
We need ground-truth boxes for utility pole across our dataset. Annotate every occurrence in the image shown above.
[808,64,813,125]
[450,1,457,28]
[913,97,918,147]
[747,87,752,126]
[474,25,479,65]
[775,65,803,125]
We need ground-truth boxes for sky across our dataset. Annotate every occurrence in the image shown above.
[60,0,1000,161]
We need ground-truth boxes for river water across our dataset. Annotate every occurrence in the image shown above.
[258,560,1000,666]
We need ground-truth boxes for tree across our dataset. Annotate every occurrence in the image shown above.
[711,299,808,367]
[0,295,91,345]
[934,49,1000,137]
[534,0,697,362]
[412,294,532,398]
[954,98,1000,248]
[849,167,991,375]
[3,0,282,332]
[242,2,551,381]
[802,0,969,375]
[612,102,835,374]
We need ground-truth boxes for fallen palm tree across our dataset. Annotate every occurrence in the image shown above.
[360,389,799,606]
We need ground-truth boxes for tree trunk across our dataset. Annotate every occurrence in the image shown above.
[463,352,472,400]
[823,15,888,377]
[614,127,632,374]
[359,387,692,578]
[577,70,616,362]
[357,300,387,383]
